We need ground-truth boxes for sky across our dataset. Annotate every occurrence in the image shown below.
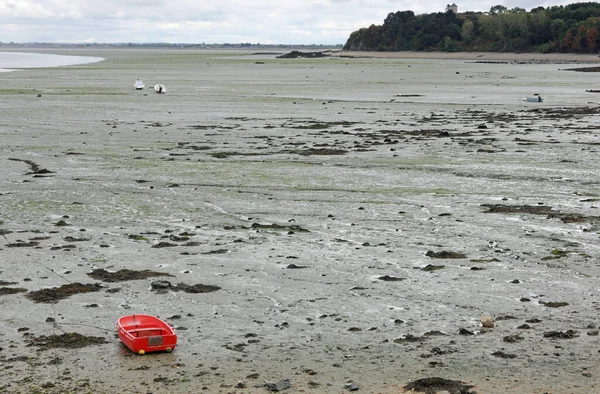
[0,1,578,45]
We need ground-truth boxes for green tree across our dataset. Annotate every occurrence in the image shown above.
[551,19,568,40]
[461,19,475,43]
[441,36,458,52]
[343,2,600,53]
[490,5,507,15]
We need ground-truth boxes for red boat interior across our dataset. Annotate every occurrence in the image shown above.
[127,327,165,338]
[118,315,176,353]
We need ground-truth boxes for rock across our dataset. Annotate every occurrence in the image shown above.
[492,351,517,359]
[377,275,405,282]
[276,51,328,59]
[426,250,466,259]
[480,316,495,328]
[344,382,359,391]
[151,280,172,290]
[404,377,474,393]
[266,378,291,392]
[543,330,578,339]
[459,328,475,335]
[503,335,524,343]
[422,264,445,271]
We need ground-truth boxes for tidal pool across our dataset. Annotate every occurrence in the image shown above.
[0,51,104,72]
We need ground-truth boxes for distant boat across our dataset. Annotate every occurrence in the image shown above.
[134,79,145,90]
[523,95,543,102]
[154,83,166,94]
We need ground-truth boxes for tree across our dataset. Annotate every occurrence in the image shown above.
[461,19,475,42]
[587,27,599,51]
[574,24,587,51]
[561,31,575,51]
[490,5,507,15]
[550,19,568,40]
[441,36,458,52]
[342,2,600,53]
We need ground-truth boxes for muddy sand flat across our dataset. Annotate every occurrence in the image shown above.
[1,48,600,393]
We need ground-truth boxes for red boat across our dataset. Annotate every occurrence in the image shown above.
[117,314,177,355]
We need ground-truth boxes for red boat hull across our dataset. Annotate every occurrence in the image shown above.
[117,314,177,354]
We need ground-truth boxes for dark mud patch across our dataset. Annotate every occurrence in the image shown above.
[405,129,451,138]
[539,301,569,308]
[525,105,600,119]
[26,283,103,303]
[394,334,424,343]
[63,236,90,242]
[543,330,578,339]
[6,241,39,248]
[241,223,309,233]
[541,249,569,260]
[285,147,349,156]
[151,241,178,248]
[288,120,355,129]
[565,66,600,72]
[151,280,221,294]
[25,332,107,350]
[8,158,54,176]
[483,204,600,225]
[404,377,476,393]
[421,264,445,271]
[141,121,173,128]
[470,258,500,263]
[0,287,27,296]
[481,204,554,215]
[277,51,328,59]
[426,250,466,259]
[377,275,405,282]
[286,264,308,269]
[503,335,524,343]
[492,351,517,359]
[87,268,173,282]
[209,151,263,159]
[202,248,229,255]
[549,212,600,224]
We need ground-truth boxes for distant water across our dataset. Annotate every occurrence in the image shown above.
[0,52,103,72]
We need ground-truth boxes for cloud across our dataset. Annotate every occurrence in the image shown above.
[0,0,578,44]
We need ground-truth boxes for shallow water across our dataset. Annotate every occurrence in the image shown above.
[0,51,103,71]
[0,49,599,394]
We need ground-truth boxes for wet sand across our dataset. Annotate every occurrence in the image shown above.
[1,48,600,393]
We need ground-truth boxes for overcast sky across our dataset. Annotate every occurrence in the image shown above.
[0,1,577,45]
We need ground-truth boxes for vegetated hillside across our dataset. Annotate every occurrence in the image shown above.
[344,2,600,53]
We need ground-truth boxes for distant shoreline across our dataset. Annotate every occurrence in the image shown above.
[328,50,600,63]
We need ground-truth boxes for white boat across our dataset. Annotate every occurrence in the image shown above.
[134,79,145,90]
[523,95,542,102]
[154,83,166,94]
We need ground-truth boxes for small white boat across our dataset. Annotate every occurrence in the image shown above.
[134,79,145,90]
[154,83,166,94]
[523,95,542,102]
